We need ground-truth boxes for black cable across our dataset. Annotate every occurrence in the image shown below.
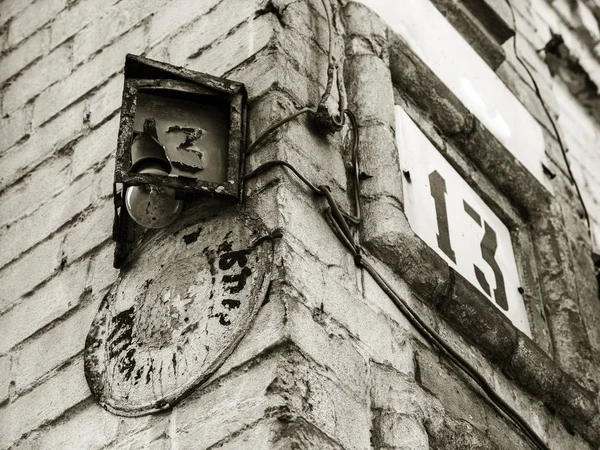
[244,159,361,228]
[360,256,549,450]
[244,159,550,450]
[504,0,591,234]
[318,184,357,251]
[247,107,314,155]
[243,159,320,194]
[243,1,549,448]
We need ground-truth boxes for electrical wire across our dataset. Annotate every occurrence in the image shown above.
[246,108,314,155]
[244,158,551,450]
[245,0,342,157]
[317,0,336,112]
[359,256,550,450]
[244,1,549,448]
[504,0,591,234]
[244,159,320,194]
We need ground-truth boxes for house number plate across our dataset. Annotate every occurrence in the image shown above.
[395,106,531,335]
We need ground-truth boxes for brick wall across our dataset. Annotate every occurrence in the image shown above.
[0,0,286,446]
[0,0,599,449]
[502,0,600,382]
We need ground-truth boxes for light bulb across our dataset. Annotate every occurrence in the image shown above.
[125,165,183,229]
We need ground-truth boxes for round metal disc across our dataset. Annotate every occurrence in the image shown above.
[84,207,274,416]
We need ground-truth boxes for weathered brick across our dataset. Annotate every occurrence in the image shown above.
[545,408,596,450]
[0,355,10,403]
[279,187,354,270]
[279,119,347,188]
[206,419,275,450]
[62,199,113,264]
[0,155,70,227]
[111,422,170,450]
[502,33,552,85]
[0,22,7,52]
[186,14,277,77]
[427,414,502,450]
[496,61,558,134]
[50,0,120,49]
[0,0,35,28]
[33,25,146,128]
[225,43,314,103]
[175,356,283,449]
[561,123,598,168]
[13,300,97,391]
[415,347,489,433]
[592,219,600,249]
[512,6,546,50]
[273,349,372,450]
[71,115,119,179]
[93,156,116,200]
[12,403,119,450]
[0,104,31,152]
[0,171,95,268]
[180,345,370,450]
[88,243,118,295]
[87,74,122,128]
[155,0,255,65]
[147,0,222,50]
[0,236,62,312]
[6,0,66,49]
[486,372,549,448]
[285,296,370,400]
[72,0,163,65]
[2,42,72,115]
[110,407,169,446]
[361,257,430,333]
[276,0,331,46]
[530,4,553,42]
[0,258,89,354]
[215,418,346,450]
[555,84,599,154]
[0,28,50,85]
[0,101,85,191]
[0,358,90,449]
[370,362,437,420]
[282,242,414,375]
[372,413,429,450]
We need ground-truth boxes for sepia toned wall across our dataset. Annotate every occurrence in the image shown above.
[0,0,599,448]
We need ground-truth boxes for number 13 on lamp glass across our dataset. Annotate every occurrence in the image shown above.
[395,106,531,336]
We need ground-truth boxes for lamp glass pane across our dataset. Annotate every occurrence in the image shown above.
[133,91,230,182]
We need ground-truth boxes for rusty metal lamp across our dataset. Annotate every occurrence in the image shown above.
[113,54,247,268]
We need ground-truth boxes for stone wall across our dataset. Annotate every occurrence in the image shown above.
[0,0,599,449]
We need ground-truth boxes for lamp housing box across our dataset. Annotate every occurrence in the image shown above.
[116,54,246,199]
[113,54,247,268]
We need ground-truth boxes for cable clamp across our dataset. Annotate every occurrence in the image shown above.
[313,104,344,135]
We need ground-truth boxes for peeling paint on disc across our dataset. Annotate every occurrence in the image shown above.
[84,208,274,416]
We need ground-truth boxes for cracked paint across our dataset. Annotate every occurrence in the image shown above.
[84,208,274,417]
